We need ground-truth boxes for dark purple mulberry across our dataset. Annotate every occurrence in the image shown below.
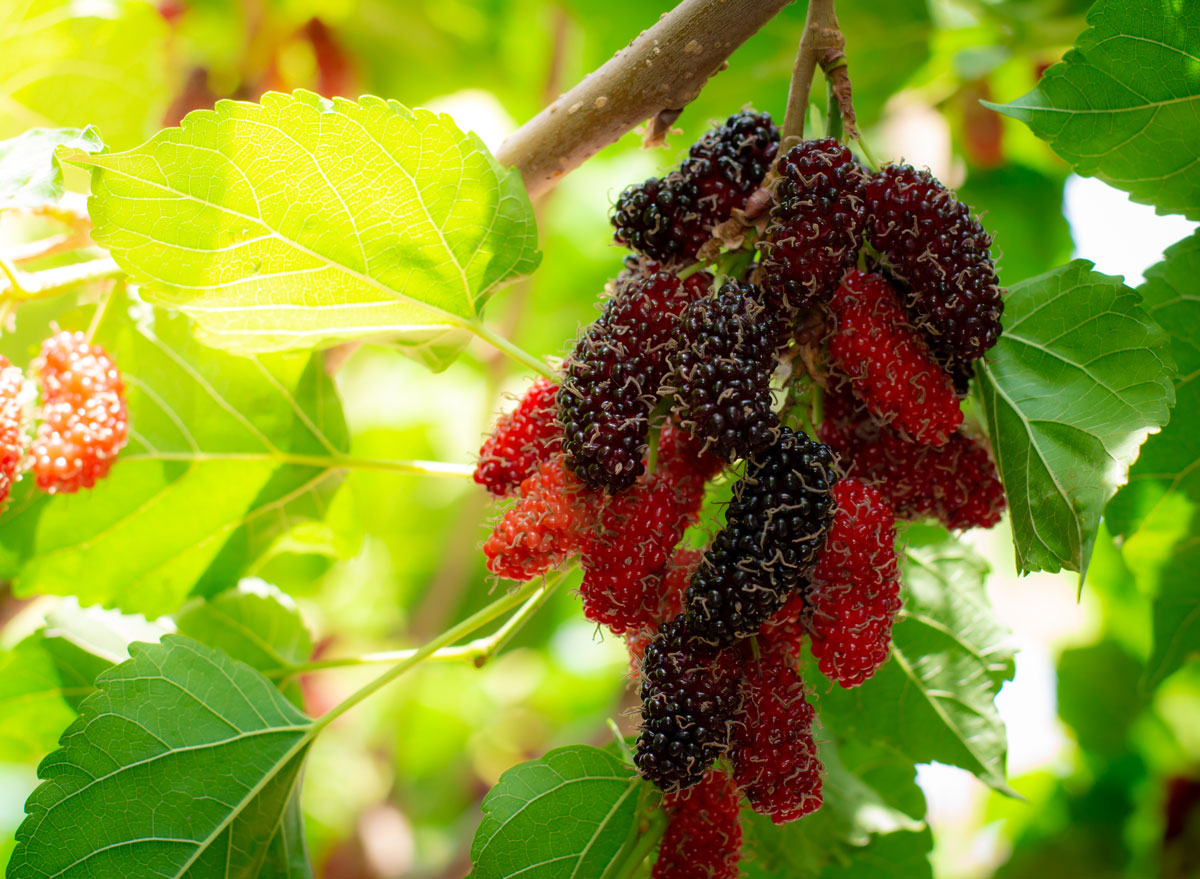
[634,616,742,792]
[612,111,779,265]
[685,427,838,646]
[758,138,867,316]
[865,164,1004,362]
[662,282,780,462]
[559,268,712,493]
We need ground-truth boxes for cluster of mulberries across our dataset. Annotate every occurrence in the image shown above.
[476,123,1014,876]
[613,111,779,265]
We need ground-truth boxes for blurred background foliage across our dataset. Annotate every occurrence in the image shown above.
[0,0,1197,876]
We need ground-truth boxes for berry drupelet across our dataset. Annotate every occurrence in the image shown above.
[474,376,562,497]
[864,164,1004,363]
[684,427,839,646]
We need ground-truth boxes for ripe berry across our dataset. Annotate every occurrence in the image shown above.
[806,477,901,687]
[559,269,712,493]
[474,376,562,497]
[635,616,741,791]
[685,427,838,646]
[653,767,742,879]
[613,111,779,265]
[827,270,962,445]
[31,331,128,494]
[865,164,1003,362]
[820,386,1005,530]
[0,357,27,508]
[664,282,780,462]
[482,455,597,580]
[733,657,823,824]
[758,138,867,316]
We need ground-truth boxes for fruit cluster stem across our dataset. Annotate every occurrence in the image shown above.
[781,0,854,144]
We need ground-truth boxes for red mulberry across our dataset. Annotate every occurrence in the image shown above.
[685,427,838,646]
[758,138,867,316]
[635,616,741,791]
[733,657,823,823]
[663,282,780,463]
[31,331,128,494]
[820,387,1005,530]
[474,376,561,496]
[0,357,26,508]
[865,165,1003,362]
[559,269,711,493]
[827,270,962,445]
[653,767,742,879]
[758,593,807,665]
[806,477,901,687]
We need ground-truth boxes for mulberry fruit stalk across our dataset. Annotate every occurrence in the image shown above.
[653,767,742,879]
[865,164,1003,362]
[806,477,901,687]
[31,331,128,494]
[474,376,561,497]
[827,270,962,445]
[684,427,838,646]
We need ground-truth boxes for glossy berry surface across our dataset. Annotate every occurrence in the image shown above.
[474,376,562,497]
[653,767,742,879]
[806,477,901,687]
[31,331,128,494]
[733,657,823,823]
[0,357,26,508]
[635,616,741,791]
[685,427,838,646]
[664,282,780,463]
[827,270,962,445]
[758,138,867,316]
[865,164,1003,362]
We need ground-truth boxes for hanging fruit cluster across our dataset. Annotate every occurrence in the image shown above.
[475,109,1006,876]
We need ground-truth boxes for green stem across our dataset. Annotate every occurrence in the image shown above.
[469,320,554,379]
[607,719,635,765]
[119,450,476,479]
[312,577,546,732]
[826,73,844,140]
[855,131,881,172]
[86,285,117,342]
[0,256,122,301]
[613,807,669,879]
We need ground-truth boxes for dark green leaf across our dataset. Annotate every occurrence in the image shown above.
[977,260,1175,576]
[812,534,1015,791]
[8,635,314,879]
[1,302,348,617]
[469,744,642,879]
[0,128,103,210]
[987,0,1200,218]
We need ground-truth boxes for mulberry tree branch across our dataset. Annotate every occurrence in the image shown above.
[495,0,795,199]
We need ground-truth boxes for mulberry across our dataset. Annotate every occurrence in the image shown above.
[559,269,711,493]
[733,657,823,823]
[613,111,779,265]
[758,138,867,316]
[758,592,807,665]
[622,548,705,675]
[635,616,741,791]
[31,331,128,494]
[483,455,597,580]
[865,164,1003,362]
[0,357,26,508]
[820,386,1005,530]
[474,376,561,496]
[653,767,742,879]
[664,283,780,462]
[806,477,901,687]
[827,270,962,445]
[685,427,838,646]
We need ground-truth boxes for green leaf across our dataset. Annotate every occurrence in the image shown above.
[986,0,1200,218]
[812,534,1016,792]
[469,744,642,879]
[1106,231,1200,684]
[1,302,348,616]
[977,260,1176,576]
[64,90,541,369]
[8,635,314,879]
[0,127,103,210]
[0,0,171,150]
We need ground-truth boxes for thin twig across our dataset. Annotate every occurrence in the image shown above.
[781,0,856,144]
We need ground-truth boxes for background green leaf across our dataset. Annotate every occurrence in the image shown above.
[8,635,314,879]
[469,744,641,879]
[0,128,102,210]
[988,0,1200,218]
[66,90,541,368]
[977,260,1175,576]
[0,302,348,616]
